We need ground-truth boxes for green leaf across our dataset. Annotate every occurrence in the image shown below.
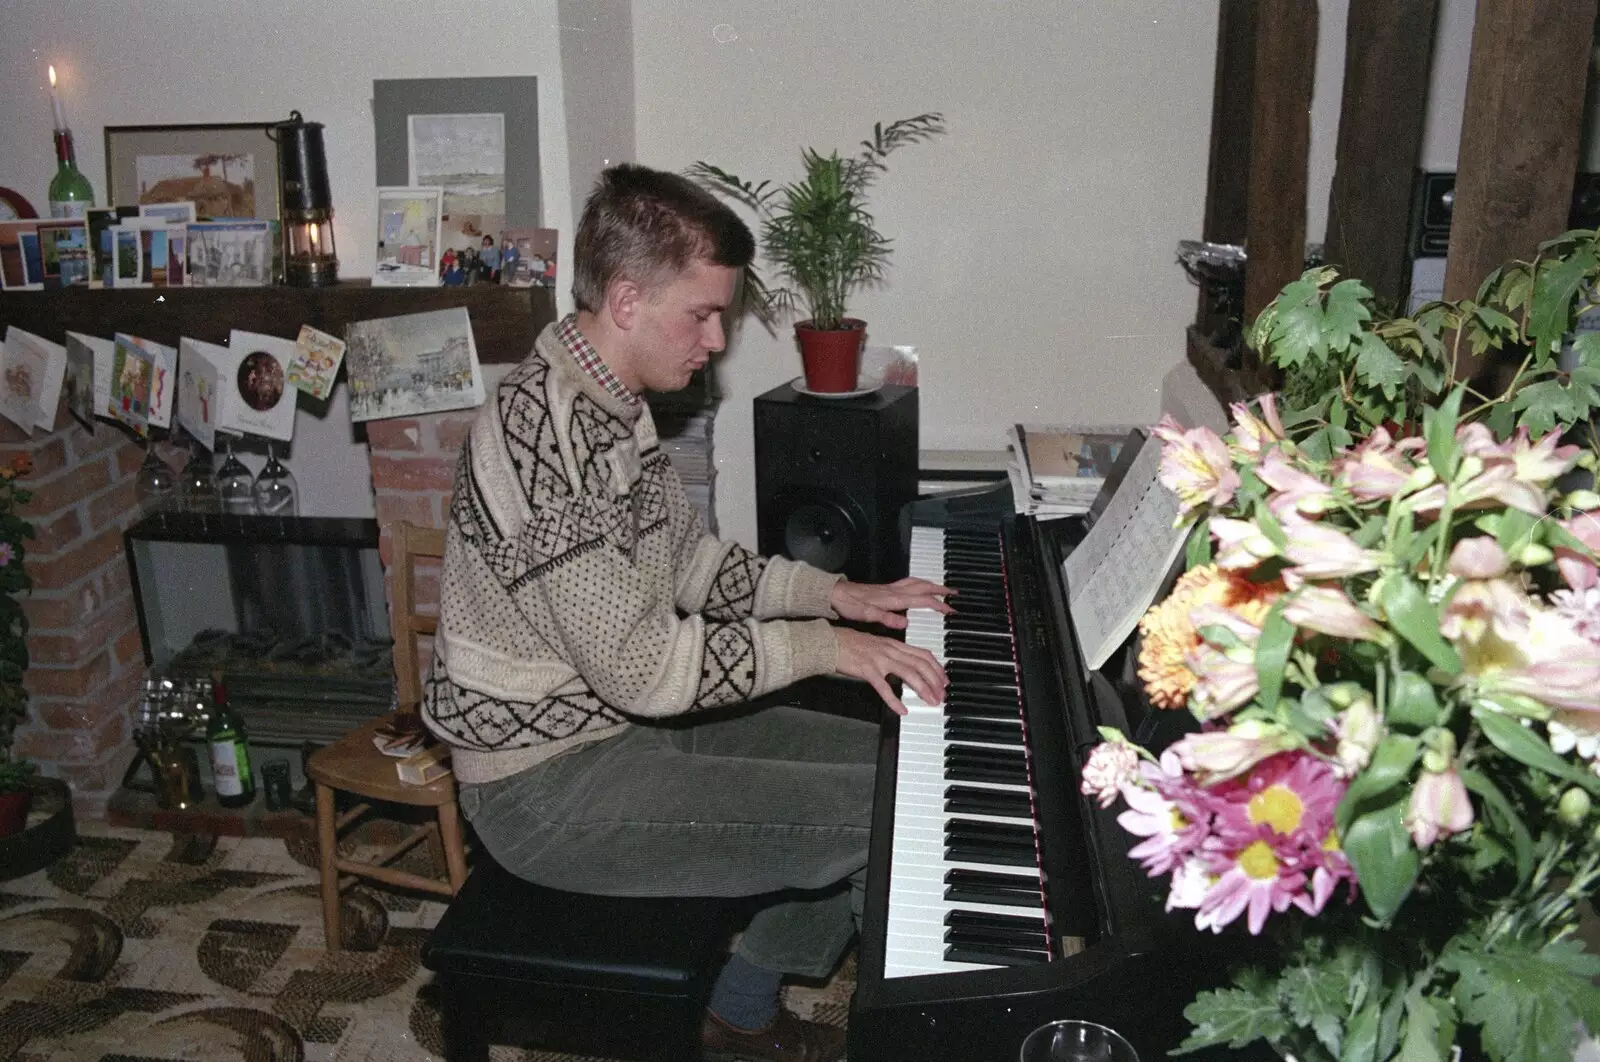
[1573,330,1600,367]
[1254,601,1294,711]
[1270,284,1327,368]
[1301,425,1335,463]
[1388,671,1443,730]
[1354,332,1407,399]
[1381,576,1462,675]
[1441,936,1600,1062]
[1174,985,1290,1054]
[1425,386,1465,481]
[1341,999,1381,1062]
[1323,278,1375,352]
[1472,707,1600,794]
[1336,734,1420,834]
[1511,378,1587,438]
[1487,400,1517,438]
[1186,517,1212,569]
[1343,799,1420,922]
[1459,767,1533,884]
[1398,990,1454,1062]
[1494,509,1538,554]
[1530,247,1598,358]
[1283,962,1350,1058]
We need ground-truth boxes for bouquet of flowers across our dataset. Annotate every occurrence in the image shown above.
[1082,390,1600,1062]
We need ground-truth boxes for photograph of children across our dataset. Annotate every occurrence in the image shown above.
[287,325,345,401]
[345,307,485,423]
[139,201,197,225]
[500,227,558,288]
[109,333,154,437]
[86,207,137,288]
[223,330,298,441]
[187,221,271,287]
[438,215,505,286]
[135,153,255,218]
[63,332,109,432]
[374,187,442,287]
[0,221,42,291]
[112,226,145,287]
[37,221,89,289]
[0,327,67,433]
[177,337,225,451]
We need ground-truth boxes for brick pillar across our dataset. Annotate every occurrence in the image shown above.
[2,415,149,815]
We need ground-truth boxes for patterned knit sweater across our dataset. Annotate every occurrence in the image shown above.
[422,323,845,783]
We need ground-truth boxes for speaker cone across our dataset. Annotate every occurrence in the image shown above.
[784,499,861,573]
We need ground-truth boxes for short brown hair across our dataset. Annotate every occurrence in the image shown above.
[572,164,754,313]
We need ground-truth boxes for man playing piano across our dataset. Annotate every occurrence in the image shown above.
[423,163,950,1062]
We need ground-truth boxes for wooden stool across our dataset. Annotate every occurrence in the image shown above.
[308,714,468,951]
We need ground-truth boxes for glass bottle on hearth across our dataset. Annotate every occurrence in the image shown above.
[251,442,298,517]
[216,439,256,516]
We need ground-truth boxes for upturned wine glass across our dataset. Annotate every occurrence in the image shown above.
[252,442,299,516]
[177,442,221,513]
[216,439,256,515]
[134,440,175,510]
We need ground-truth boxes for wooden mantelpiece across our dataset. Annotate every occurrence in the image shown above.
[0,280,557,365]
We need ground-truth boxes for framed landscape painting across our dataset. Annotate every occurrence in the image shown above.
[105,123,280,222]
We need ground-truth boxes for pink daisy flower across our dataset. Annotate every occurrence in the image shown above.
[1194,838,1308,935]
[1117,760,1215,877]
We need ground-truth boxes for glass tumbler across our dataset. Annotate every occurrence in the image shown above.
[1019,1020,1139,1062]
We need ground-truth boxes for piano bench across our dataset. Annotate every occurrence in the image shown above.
[421,856,746,1061]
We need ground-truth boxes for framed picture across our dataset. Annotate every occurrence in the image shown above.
[186,220,272,287]
[104,123,280,221]
[374,77,540,230]
[346,307,485,422]
[374,187,443,287]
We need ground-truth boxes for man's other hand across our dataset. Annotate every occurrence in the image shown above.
[836,627,947,716]
[830,577,954,630]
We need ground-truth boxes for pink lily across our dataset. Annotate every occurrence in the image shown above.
[1283,585,1387,642]
[1186,643,1260,720]
[1336,427,1423,501]
[1258,450,1335,517]
[1153,416,1239,519]
[1228,394,1286,461]
[1210,516,1279,570]
[1169,721,1299,784]
[1281,515,1385,579]
[1404,765,1474,848]
[1557,511,1600,591]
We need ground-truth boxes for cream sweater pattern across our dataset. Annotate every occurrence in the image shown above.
[422,323,844,783]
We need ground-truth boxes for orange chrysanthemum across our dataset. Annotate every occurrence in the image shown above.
[1138,564,1283,710]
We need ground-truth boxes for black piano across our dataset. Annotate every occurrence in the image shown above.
[849,481,1260,1061]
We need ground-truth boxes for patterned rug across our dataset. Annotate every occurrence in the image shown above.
[0,822,854,1061]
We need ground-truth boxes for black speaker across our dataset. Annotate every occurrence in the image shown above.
[754,382,919,583]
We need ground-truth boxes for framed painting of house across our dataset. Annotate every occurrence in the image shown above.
[104,123,280,222]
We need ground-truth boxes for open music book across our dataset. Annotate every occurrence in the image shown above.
[1063,430,1187,670]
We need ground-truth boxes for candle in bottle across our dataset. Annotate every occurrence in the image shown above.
[47,65,66,131]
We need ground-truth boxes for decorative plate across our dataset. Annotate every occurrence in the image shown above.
[0,187,38,221]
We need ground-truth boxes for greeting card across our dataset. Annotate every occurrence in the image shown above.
[287,325,345,401]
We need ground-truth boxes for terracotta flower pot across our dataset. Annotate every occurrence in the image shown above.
[0,789,33,839]
[796,319,866,393]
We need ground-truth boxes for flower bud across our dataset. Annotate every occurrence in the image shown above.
[1560,787,1592,826]
[1325,683,1361,709]
[1457,455,1484,482]
[1565,489,1600,511]
[1402,464,1438,492]
[1515,542,1555,567]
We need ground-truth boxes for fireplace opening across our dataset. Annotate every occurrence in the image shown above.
[124,513,395,748]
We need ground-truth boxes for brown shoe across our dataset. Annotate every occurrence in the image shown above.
[700,1008,847,1062]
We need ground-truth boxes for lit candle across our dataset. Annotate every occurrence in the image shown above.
[47,65,66,131]
[308,222,320,251]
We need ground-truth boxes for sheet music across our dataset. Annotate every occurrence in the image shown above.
[1063,432,1186,670]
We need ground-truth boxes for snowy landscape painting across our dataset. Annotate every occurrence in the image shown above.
[345,307,484,423]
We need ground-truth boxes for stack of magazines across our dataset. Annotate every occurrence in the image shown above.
[652,404,718,535]
[1005,424,1135,519]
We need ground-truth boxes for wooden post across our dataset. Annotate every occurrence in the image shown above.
[1323,0,1440,310]
[1201,0,1260,248]
[1442,0,1598,309]
[1243,0,1319,325]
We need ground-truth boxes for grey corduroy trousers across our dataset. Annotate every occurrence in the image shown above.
[458,704,878,978]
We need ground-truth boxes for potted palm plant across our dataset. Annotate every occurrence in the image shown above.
[689,113,944,392]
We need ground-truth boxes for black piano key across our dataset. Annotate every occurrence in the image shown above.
[944,842,1037,867]
[944,700,1022,721]
[944,868,1044,907]
[944,785,1032,816]
[945,818,1035,847]
[944,719,1023,746]
[946,909,1044,932]
[943,921,1049,951]
[943,639,1015,663]
[946,615,1012,635]
[946,661,1019,685]
[946,747,1028,775]
[943,944,1050,967]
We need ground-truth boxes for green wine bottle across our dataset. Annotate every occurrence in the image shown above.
[206,676,256,808]
[48,128,94,219]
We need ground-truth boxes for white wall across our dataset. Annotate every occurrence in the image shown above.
[634,0,1219,547]
[0,0,574,518]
